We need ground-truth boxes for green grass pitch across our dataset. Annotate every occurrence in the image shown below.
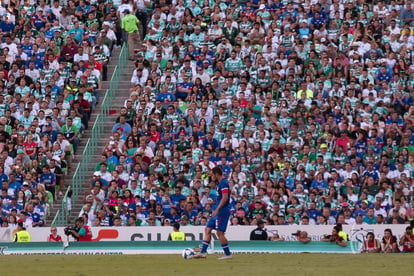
[1,254,413,276]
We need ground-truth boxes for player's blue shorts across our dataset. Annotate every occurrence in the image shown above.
[206,211,230,232]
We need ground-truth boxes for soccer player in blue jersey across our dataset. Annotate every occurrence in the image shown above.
[194,166,232,260]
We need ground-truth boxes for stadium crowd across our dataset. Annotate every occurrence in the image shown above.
[76,0,414,232]
[0,0,116,228]
[2,1,414,239]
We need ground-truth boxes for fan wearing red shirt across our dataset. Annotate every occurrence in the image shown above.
[399,226,414,252]
[335,130,349,153]
[241,7,255,21]
[75,93,91,114]
[238,91,248,108]
[85,55,102,72]
[47,227,62,242]
[23,133,37,158]
[149,124,160,143]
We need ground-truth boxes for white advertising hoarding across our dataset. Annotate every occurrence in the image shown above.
[0,224,408,243]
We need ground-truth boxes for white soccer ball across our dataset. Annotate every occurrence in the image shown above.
[182,248,195,259]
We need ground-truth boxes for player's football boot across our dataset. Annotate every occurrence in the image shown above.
[193,252,207,259]
[218,254,233,260]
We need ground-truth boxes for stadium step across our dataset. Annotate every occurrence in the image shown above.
[45,48,126,226]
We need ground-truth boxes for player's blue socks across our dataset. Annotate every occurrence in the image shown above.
[201,240,210,253]
[221,243,231,256]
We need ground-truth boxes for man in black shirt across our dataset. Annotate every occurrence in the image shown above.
[250,219,268,240]
[0,123,10,144]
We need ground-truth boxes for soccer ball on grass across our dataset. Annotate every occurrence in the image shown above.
[182,248,195,259]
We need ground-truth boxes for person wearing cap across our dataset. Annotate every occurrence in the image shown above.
[13,222,31,242]
[121,9,141,60]
[249,219,268,240]
[167,222,185,241]
[32,9,47,30]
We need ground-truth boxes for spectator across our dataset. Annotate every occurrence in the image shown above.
[321,226,347,247]
[361,232,381,253]
[381,228,399,253]
[47,227,62,242]
[292,230,311,244]
[399,226,414,252]
[45,0,414,233]
[386,209,406,224]
[13,221,31,242]
[250,219,268,240]
[168,222,186,241]
[121,10,140,60]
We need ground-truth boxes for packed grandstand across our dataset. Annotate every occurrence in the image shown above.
[0,0,414,243]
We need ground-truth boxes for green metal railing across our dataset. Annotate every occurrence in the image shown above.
[72,163,81,200]
[81,139,91,184]
[109,66,118,108]
[118,42,129,75]
[51,210,60,227]
[52,43,129,226]
[100,90,109,124]
[91,114,101,150]
[61,186,72,226]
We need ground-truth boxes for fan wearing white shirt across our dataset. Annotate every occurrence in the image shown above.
[341,163,358,180]
[1,36,18,57]
[74,47,89,63]
[102,22,117,43]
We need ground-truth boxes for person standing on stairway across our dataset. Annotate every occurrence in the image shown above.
[134,0,150,40]
[121,9,141,60]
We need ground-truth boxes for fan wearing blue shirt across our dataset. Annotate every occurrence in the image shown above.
[7,173,22,196]
[167,205,181,223]
[39,166,56,196]
[32,196,45,218]
[156,86,176,103]
[0,173,8,189]
[307,201,321,222]
[32,9,47,30]
[6,197,23,215]
[0,17,14,32]
[171,186,186,207]
[183,201,199,222]
[21,38,33,56]
[202,132,219,150]
[376,66,392,83]
[26,205,44,227]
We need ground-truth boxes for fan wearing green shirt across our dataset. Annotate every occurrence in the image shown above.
[223,19,239,44]
[60,117,80,153]
[224,50,242,76]
[298,145,317,162]
[149,156,168,175]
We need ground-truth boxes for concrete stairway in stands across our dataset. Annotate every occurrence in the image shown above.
[46,48,135,226]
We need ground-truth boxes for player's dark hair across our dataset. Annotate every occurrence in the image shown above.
[212,166,223,176]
